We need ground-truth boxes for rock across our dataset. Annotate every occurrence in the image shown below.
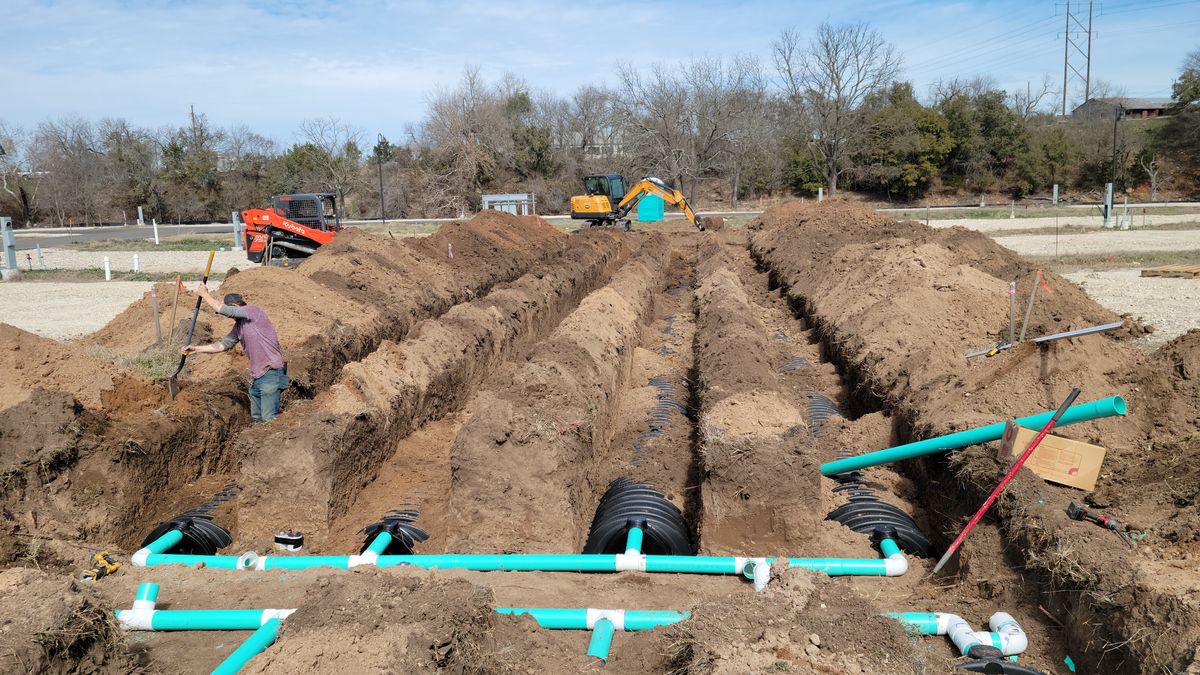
[809,633,821,647]
[804,644,820,657]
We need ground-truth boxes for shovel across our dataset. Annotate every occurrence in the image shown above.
[168,250,216,398]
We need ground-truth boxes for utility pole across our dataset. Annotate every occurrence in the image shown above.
[1060,1,1094,115]
[377,133,387,226]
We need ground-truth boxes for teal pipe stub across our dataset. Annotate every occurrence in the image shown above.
[625,527,644,554]
[145,529,184,554]
[820,396,1127,476]
[586,618,615,661]
[211,618,281,675]
[135,582,159,604]
[366,532,392,556]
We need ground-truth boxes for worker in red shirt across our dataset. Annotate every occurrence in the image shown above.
[181,284,289,422]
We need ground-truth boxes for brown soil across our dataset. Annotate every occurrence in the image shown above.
[751,200,1200,674]
[0,568,136,674]
[7,201,1196,674]
[234,230,627,550]
[447,237,669,553]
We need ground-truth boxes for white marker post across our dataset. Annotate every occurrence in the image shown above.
[152,218,160,245]
[137,206,145,227]
[133,253,140,273]
[232,211,242,250]
[103,256,112,281]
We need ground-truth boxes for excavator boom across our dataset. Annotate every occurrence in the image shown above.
[614,178,703,229]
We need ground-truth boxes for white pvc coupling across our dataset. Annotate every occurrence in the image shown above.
[614,553,647,572]
[586,608,626,631]
[130,548,152,567]
[933,612,1028,657]
[751,559,772,592]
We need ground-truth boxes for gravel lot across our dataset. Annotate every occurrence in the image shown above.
[994,229,1200,257]
[1064,268,1200,350]
[1,248,247,273]
[928,213,1200,233]
[0,281,152,339]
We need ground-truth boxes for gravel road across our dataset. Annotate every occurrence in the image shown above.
[928,213,1199,233]
[1064,268,1200,350]
[994,229,1200,257]
[0,281,152,340]
[2,248,248,273]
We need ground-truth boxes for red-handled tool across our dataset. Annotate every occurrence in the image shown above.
[932,387,1082,575]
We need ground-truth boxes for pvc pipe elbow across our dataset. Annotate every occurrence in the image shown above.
[752,559,772,592]
[989,612,1028,655]
[883,552,908,576]
[348,552,378,568]
[237,551,262,571]
[115,609,155,630]
[130,548,152,567]
[941,614,981,656]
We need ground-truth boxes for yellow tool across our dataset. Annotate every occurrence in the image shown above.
[79,550,121,581]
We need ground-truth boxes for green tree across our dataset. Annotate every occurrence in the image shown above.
[854,83,953,200]
[1155,48,1200,190]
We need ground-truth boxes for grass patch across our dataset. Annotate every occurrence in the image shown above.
[65,237,234,251]
[1029,248,1200,272]
[15,268,221,282]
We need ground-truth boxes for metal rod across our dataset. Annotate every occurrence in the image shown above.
[1008,281,1016,345]
[967,321,1124,358]
[1018,271,1042,342]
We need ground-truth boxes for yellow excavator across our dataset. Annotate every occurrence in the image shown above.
[570,174,708,231]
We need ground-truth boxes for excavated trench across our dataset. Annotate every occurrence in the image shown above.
[17,210,1185,673]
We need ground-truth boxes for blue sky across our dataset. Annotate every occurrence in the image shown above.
[8,0,1199,144]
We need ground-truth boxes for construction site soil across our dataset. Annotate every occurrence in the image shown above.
[2,204,1197,674]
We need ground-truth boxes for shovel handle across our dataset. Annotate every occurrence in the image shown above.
[170,250,217,381]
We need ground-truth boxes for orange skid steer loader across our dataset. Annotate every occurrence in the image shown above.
[241,193,343,265]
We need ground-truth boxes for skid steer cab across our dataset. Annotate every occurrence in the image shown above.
[241,193,343,266]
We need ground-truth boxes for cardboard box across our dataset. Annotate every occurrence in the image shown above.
[998,423,1106,491]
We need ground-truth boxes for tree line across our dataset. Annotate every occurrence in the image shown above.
[2,24,1197,227]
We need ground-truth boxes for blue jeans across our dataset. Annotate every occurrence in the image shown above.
[249,368,289,423]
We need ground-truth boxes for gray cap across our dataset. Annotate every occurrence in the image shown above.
[223,293,246,306]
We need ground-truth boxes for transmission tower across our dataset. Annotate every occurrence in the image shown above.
[1060,1,1095,115]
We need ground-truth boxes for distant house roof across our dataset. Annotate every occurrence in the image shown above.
[1085,97,1172,109]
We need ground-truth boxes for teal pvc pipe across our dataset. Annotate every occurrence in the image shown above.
[377,554,619,572]
[144,554,242,569]
[365,532,392,556]
[494,608,689,631]
[145,529,184,554]
[139,545,901,579]
[787,559,888,575]
[625,527,644,554]
[211,618,281,675]
[587,619,615,661]
[135,582,159,604]
[887,612,939,634]
[113,609,272,631]
[820,396,1127,476]
[643,556,740,574]
[879,539,901,558]
[262,556,351,570]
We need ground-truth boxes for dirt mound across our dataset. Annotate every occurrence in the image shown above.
[82,281,191,356]
[413,209,566,262]
[249,572,494,674]
[665,568,946,673]
[751,200,1200,673]
[0,323,142,412]
[0,567,135,674]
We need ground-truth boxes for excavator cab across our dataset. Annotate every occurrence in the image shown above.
[582,174,628,203]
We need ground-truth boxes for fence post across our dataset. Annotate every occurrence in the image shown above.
[150,286,162,344]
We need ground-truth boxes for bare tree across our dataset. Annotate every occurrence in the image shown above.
[1138,151,1165,201]
[613,61,695,193]
[29,117,111,225]
[773,22,901,194]
[297,116,365,204]
[1010,75,1057,122]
